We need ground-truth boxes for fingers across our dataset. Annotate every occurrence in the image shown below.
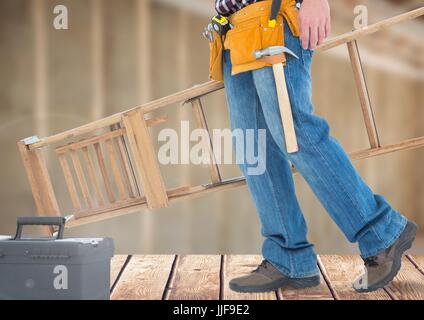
[317,22,325,46]
[299,17,310,49]
[299,12,331,49]
[309,21,319,49]
[300,19,330,49]
[301,28,310,49]
[325,16,331,38]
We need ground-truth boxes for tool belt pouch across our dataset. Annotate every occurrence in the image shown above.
[208,1,299,81]
[208,33,224,82]
[229,16,283,64]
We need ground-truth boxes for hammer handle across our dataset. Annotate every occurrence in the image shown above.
[272,63,299,154]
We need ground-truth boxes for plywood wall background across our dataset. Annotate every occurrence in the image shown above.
[0,0,423,254]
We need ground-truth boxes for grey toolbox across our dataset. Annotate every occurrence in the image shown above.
[0,217,114,300]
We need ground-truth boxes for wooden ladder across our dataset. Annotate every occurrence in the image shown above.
[18,8,424,233]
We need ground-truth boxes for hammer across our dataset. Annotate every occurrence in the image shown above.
[254,46,299,153]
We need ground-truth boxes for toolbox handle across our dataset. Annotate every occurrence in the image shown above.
[14,217,66,240]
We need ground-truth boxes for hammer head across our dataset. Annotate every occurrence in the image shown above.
[254,46,299,60]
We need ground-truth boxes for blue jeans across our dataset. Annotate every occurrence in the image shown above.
[222,23,407,278]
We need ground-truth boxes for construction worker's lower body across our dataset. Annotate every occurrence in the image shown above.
[223,21,417,293]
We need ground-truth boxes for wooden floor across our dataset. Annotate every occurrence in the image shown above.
[110,255,424,300]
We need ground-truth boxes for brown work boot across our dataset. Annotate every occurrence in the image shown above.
[353,220,418,293]
[229,260,321,293]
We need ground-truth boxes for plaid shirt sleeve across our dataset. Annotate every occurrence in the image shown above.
[215,0,303,16]
[215,0,261,17]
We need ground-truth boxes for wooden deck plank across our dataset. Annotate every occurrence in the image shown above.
[111,255,175,300]
[278,259,334,300]
[318,255,391,300]
[110,255,129,289]
[409,255,424,275]
[166,255,221,300]
[222,255,277,300]
[108,255,424,300]
[385,257,424,300]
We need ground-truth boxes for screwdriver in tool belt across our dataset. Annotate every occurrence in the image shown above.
[269,0,302,27]
[268,0,283,28]
[202,24,214,43]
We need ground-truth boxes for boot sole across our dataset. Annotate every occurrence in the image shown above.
[354,221,418,293]
[229,275,321,293]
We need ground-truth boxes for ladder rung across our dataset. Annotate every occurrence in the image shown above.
[94,142,116,203]
[114,132,139,198]
[105,139,127,201]
[70,149,93,209]
[81,146,105,207]
[347,40,381,149]
[57,153,81,211]
[190,98,222,184]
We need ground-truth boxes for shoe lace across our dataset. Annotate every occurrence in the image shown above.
[363,256,379,267]
[254,260,270,272]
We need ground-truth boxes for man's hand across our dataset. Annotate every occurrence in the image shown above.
[298,0,331,50]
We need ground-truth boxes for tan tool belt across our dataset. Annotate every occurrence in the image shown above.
[208,0,300,82]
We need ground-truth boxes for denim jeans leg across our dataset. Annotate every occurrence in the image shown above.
[251,22,407,259]
[223,49,320,278]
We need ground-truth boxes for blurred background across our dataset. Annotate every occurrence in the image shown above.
[1,0,423,255]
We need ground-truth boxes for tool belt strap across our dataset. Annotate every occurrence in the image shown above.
[208,0,300,82]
